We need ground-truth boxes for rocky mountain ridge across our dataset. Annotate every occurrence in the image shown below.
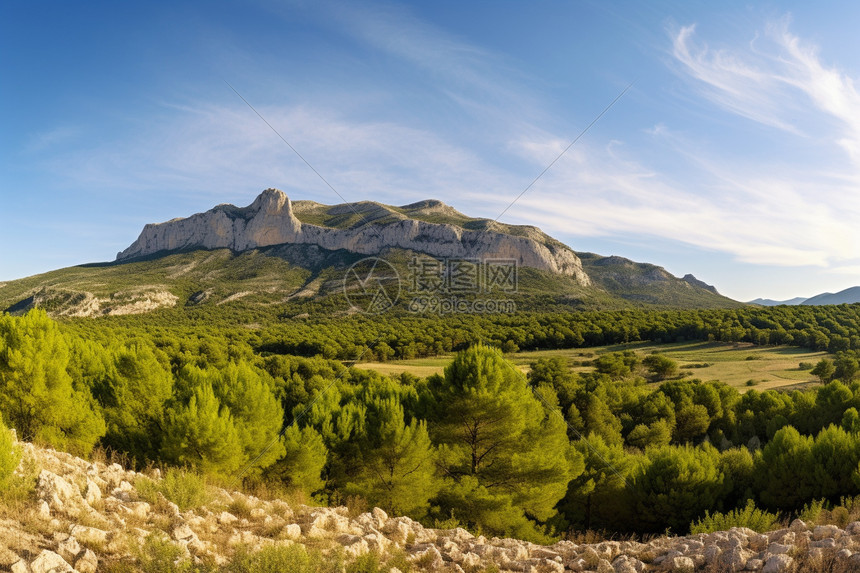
[0,190,737,317]
[117,189,591,285]
[749,286,860,307]
[2,439,858,573]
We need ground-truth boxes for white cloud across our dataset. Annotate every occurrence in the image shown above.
[672,18,860,162]
[31,7,860,282]
[46,99,511,212]
[467,17,860,273]
[484,122,857,269]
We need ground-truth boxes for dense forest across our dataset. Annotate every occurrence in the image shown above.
[4,304,860,541]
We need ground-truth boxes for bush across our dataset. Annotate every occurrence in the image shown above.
[0,416,20,489]
[346,552,382,573]
[689,499,779,534]
[136,467,211,511]
[228,544,335,573]
[798,499,829,524]
[137,533,193,573]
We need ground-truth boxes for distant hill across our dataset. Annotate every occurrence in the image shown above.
[0,189,740,317]
[802,286,860,306]
[748,297,808,306]
[748,286,860,307]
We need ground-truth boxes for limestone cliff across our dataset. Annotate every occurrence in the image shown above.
[116,189,591,285]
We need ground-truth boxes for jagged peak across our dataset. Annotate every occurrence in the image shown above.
[114,188,591,284]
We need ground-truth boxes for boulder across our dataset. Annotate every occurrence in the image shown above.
[83,479,101,506]
[68,524,109,545]
[762,554,793,573]
[36,471,84,516]
[29,550,74,573]
[74,549,98,573]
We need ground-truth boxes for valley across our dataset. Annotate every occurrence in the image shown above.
[359,341,830,392]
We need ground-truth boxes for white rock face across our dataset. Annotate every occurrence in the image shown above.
[117,189,591,284]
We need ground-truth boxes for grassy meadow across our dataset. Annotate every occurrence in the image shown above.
[359,340,830,391]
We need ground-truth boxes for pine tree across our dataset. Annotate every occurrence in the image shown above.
[0,310,105,455]
[214,362,285,476]
[558,434,636,531]
[101,343,173,463]
[427,344,576,540]
[755,425,816,511]
[633,443,726,533]
[161,382,243,475]
[344,396,437,517]
[268,425,328,494]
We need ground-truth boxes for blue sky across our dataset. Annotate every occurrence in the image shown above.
[3,1,860,301]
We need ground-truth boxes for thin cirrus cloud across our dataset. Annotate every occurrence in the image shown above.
[484,137,844,268]
[672,18,860,161]
[483,17,860,272]
[30,7,860,278]
[48,99,508,212]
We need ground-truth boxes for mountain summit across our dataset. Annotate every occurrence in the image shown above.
[0,189,737,316]
[118,188,591,284]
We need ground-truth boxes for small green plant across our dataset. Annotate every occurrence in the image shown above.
[689,500,779,534]
[433,513,462,530]
[745,379,759,387]
[798,362,814,370]
[799,499,829,524]
[384,549,413,573]
[228,497,253,519]
[135,467,211,511]
[745,355,762,361]
[0,418,21,488]
[228,544,329,573]
[346,552,382,573]
[137,533,193,573]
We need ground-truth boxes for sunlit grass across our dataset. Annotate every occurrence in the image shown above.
[359,341,829,391]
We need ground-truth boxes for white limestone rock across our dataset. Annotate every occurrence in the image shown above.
[117,189,591,284]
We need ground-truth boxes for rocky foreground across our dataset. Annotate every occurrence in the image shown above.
[1,442,859,572]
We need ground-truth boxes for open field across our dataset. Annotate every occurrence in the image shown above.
[358,341,831,391]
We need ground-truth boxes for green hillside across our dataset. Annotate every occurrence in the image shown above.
[0,245,739,318]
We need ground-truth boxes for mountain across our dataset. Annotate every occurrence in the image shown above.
[118,188,590,283]
[748,297,808,306]
[748,286,860,307]
[802,286,860,306]
[0,189,739,316]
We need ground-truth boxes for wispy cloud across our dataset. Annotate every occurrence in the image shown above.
[672,17,860,161]
[484,115,858,269]
[46,99,510,212]
[30,6,860,281]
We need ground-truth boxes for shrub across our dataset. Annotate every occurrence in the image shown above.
[137,533,193,573]
[228,544,329,573]
[136,467,211,511]
[346,552,382,573]
[798,499,829,524]
[0,416,21,489]
[689,499,779,534]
